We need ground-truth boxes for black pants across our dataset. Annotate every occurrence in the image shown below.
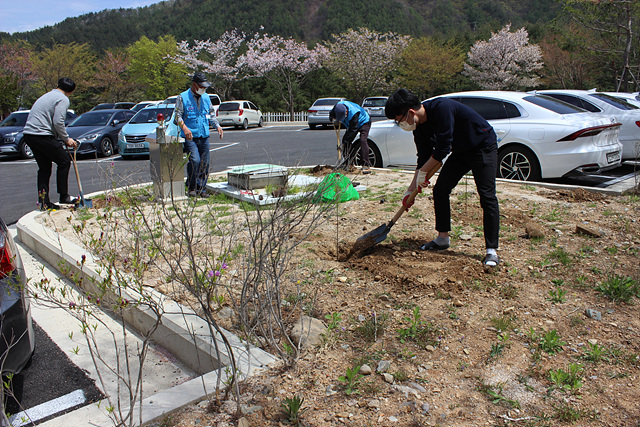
[432,143,500,249]
[341,121,372,166]
[24,134,71,204]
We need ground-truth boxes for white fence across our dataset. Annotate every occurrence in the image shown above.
[263,111,308,122]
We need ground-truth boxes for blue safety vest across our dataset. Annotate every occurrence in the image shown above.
[337,100,370,129]
[180,89,211,139]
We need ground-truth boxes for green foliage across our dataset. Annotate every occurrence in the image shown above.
[595,275,640,303]
[127,35,188,100]
[547,287,567,303]
[539,329,567,354]
[281,395,307,426]
[397,306,440,348]
[338,364,363,395]
[548,363,583,394]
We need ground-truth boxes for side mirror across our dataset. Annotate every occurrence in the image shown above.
[112,120,120,126]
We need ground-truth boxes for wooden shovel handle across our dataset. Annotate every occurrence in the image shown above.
[388,162,442,227]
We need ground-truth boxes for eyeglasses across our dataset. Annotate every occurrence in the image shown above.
[394,110,409,125]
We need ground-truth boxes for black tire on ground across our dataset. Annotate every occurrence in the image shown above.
[309,124,316,130]
[19,140,33,159]
[497,145,541,181]
[356,140,383,168]
[242,119,249,130]
[98,137,113,157]
[258,117,263,127]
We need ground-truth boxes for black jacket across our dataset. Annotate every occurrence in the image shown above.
[413,97,497,166]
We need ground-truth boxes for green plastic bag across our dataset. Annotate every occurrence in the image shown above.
[314,172,359,203]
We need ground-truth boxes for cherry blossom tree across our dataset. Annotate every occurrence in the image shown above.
[324,28,411,102]
[94,50,136,102]
[0,41,35,116]
[173,30,246,99]
[239,32,326,117]
[464,25,543,91]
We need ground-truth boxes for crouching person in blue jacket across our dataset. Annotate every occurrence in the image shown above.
[329,101,372,174]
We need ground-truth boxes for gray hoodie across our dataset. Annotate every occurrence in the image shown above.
[23,89,71,142]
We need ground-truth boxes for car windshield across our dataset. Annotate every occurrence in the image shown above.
[130,108,175,124]
[0,113,28,127]
[363,98,387,107]
[313,99,340,107]
[523,95,587,114]
[590,93,639,110]
[219,102,240,111]
[69,112,113,126]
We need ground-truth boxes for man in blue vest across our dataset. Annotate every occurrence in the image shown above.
[175,72,224,197]
[329,100,372,173]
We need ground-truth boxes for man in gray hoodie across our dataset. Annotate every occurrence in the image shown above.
[24,77,78,210]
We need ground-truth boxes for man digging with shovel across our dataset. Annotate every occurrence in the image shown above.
[385,89,501,270]
[329,100,372,173]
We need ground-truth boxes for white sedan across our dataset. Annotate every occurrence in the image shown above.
[536,89,640,160]
[364,91,623,181]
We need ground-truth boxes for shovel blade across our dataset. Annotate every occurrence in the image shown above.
[355,222,391,250]
[76,196,93,208]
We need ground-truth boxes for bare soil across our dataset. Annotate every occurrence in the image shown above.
[40,169,640,427]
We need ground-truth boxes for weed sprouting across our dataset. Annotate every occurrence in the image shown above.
[595,275,639,303]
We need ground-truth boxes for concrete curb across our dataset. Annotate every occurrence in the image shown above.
[17,209,279,426]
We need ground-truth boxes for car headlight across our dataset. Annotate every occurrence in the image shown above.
[118,131,125,143]
[3,131,18,142]
[78,133,101,143]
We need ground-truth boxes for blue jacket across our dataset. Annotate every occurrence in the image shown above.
[180,89,211,139]
[335,100,370,130]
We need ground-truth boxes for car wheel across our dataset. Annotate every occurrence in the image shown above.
[242,119,249,130]
[19,141,33,159]
[98,137,114,157]
[498,145,541,181]
[309,124,316,130]
[258,117,263,127]
[356,140,383,168]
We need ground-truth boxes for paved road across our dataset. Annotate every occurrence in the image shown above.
[0,125,339,225]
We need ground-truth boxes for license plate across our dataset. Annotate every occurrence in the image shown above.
[607,151,621,163]
[127,143,144,149]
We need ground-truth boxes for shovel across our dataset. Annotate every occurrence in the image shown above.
[354,163,441,251]
[70,146,93,208]
[334,120,342,164]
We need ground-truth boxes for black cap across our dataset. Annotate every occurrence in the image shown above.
[192,71,211,88]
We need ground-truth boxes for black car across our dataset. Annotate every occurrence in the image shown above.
[91,102,135,111]
[66,109,136,157]
[0,110,77,159]
[0,215,35,375]
[0,111,31,159]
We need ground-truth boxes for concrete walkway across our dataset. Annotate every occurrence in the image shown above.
[14,207,278,426]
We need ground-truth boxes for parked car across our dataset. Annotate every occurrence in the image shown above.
[131,101,161,113]
[118,104,176,158]
[535,90,640,160]
[365,91,622,181]
[0,110,77,159]
[66,109,135,157]
[91,102,136,111]
[307,97,346,129]
[0,215,35,375]
[362,96,388,117]
[217,100,263,129]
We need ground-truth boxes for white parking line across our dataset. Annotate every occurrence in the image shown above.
[9,389,86,426]
[210,142,238,152]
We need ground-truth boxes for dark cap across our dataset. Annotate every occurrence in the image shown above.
[192,71,211,88]
[332,103,347,121]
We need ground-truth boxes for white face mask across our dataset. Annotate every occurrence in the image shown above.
[399,112,417,132]
[195,87,206,96]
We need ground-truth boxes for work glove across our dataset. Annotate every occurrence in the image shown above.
[416,170,431,189]
[402,189,419,211]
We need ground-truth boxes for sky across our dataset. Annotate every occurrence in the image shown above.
[1,0,163,34]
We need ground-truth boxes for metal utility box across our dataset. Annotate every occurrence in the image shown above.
[227,164,288,190]
[148,127,185,200]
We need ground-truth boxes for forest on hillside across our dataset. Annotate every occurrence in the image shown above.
[1,0,638,116]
